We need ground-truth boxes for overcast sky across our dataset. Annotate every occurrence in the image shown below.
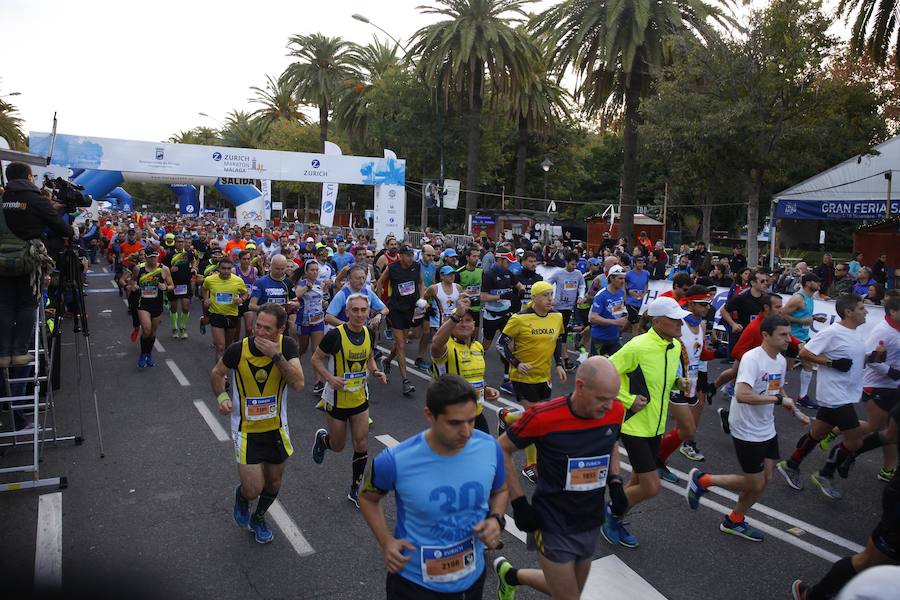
[2,0,848,146]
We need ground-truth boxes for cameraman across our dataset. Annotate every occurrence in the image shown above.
[1,162,74,366]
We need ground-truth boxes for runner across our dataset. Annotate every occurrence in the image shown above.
[430,295,498,434]
[547,251,586,371]
[495,357,625,600]
[236,249,259,340]
[497,280,567,484]
[454,246,483,328]
[513,251,543,316]
[311,292,388,507]
[335,245,377,291]
[481,251,520,396]
[377,245,424,397]
[162,235,195,339]
[327,265,389,328]
[425,265,461,333]
[574,258,602,362]
[589,265,629,357]
[414,244,439,371]
[133,248,174,368]
[197,246,224,335]
[211,303,305,544]
[358,375,507,599]
[602,296,691,548]
[776,294,868,499]
[202,257,250,365]
[249,254,296,312]
[625,255,650,337]
[296,260,329,394]
[783,273,826,409]
[119,228,146,343]
[685,314,797,541]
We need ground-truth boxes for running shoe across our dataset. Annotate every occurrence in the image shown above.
[810,471,842,499]
[137,353,147,369]
[172,328,179,338]
[233,486,251,529]
[180,329,188,340]
[601,505,639,548]
[837,455,855,479]
[347,484,360,509]
[796,395,818,410]
[719,517,764,541]
[679,441,705,462]
[717,407,731,435]
[312,381,325,395]
[657,465,678,483]
[250,516,274,544]
[402,379,415,396]
[564,358,577,372]
[493,556,517,600]
[818,431,837,451]
[312,428,328,464]
[878,468,895,482]
[384,329,394,341]
[145,355,155,368]
[497,408,510,437]
[577,348,589,364]
[685,468,707,510]
[521,465,538,484]
[130,327,139,343]
[500,379,514,396]
[791,580,810,600]
[414,358,431,372]
[776,460,804,490]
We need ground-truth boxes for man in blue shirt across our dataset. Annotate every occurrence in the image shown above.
[360,375,508,599]
[625,256,650,336]
[589,265,629,356]
[249,255,296,312]
[332,238,354,272]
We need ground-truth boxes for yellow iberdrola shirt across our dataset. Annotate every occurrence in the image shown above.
[502,309,563,384]
[203,274,247,316]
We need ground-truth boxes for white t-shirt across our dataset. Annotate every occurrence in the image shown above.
[729,346,786,442]
[804,321,865,408]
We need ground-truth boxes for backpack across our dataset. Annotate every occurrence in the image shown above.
[0,202,49,278]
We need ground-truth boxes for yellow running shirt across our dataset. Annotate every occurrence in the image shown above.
[203,274,247,316]
[432,338,487,415]
[321,324,372,410]
[502,309,564,384]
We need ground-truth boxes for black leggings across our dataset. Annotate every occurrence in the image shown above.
[475,412,489,434]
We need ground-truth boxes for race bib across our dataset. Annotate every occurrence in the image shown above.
[421,537,476,583]
[173,284,188,296]
[216,291,234,305]
[269,296,285,304]
[244,395,277,421]
[564,281,578,290]
[687,364,699,398]
[765,373,782,394]
[414,305,426,320]
[142,286,158,299]
[610,299,627,318]
[470,380,485,407]
[398,281,416,296]
[564,454,610,491]
[308,310,324,325]
[466,285,480,296]
[343,371,367,393]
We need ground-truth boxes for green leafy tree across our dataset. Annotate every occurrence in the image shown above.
[221,110,270,149]
[409,0,535,222]
[250,73,309,124]
[334,37,402,145]
[168,126,221,145]
[285,33,359,150]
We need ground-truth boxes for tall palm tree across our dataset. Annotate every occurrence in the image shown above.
[410,0,535,221]
[221,111,270,148]
[250,73,309,124]
[285,33,359,150]
[534,0,731,241]
[169,126,221,145]
[839,0,899,66]
[334,37,402,144]
[0,97,26,150]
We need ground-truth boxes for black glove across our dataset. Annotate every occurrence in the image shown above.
[889,367,900,381]
[829,358,853,372]
[511,496,541,532]
[608,476,628,517]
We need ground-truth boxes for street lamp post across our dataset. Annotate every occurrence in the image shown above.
[197,112,225,128]
[541,157,553,202]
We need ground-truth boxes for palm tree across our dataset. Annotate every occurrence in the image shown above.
[534,0,731,241]
[839,0,899,66]
[169,126,221,145]
[0,97,26,150]
[221,111,270,148]
[285,33,359,150]
[410,0,535,222]
[250,73,309,124]
[335,37,402,144]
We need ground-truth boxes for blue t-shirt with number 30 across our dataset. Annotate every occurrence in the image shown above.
[366,429,505,593]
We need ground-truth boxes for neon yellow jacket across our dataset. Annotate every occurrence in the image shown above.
[610,328,682,437]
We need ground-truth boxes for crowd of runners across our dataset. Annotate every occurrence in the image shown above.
[94,213,898,600]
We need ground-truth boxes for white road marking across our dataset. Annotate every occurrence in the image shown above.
[34,492,63,589]
[193,400,229,442]
[268,500,315,557]
[154,340,166,353]
[101,266,108,273]
[166,359,190,386]
[109,279,117,287]
[375,434,399,448]
[584,555,667,600]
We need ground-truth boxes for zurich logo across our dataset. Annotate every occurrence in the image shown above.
[323,201,334,212]
[212,152,222,161]
[311,159,321,168]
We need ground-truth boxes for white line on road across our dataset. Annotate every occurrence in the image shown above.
[193,400,229,442]
[154,340,166,353]
[268,500,315,557]
[166,359,190,386]
[101,266,108,273]
[375,434,399,448]
[584,555,667,600]
[34,492,63,589]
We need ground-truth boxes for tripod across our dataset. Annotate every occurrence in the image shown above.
[54,244,105,458]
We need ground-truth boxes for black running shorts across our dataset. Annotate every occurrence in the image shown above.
[591,339,622,357]
[865,388,900,413]
[235,429,291,465]
[210,313,240,330]
[872,484,899,561]
[527,526,603,564]
[815,404,861,431]
[481,314,510,342]
[138,301,164,318]
[385,569,486,600]
[626,304,641,324]
[512,381,552,405]
[620,433,661,474]
[387,308,416,331]
[671,393,699,406]
[325,401,369,422]
[731,435,780,474]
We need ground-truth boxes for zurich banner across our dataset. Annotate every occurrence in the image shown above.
[775,199,900,220]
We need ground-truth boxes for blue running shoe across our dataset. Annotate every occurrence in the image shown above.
[145,354,155,367]
[616,519,639,548]
[686,468,707,510]
[658,465,679,484]
[312,428,328,464]
[601,504,639,548]
[137,353,147,369]
[719,517,764,542]
[233,486,250,529]
[600,504,621,546]
[500,379,514,396]
[796,395,818,410]
[250,516,274,544]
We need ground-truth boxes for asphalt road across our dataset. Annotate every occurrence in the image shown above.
[0,265,887,599]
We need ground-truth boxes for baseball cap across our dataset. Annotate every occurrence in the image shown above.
[398,245,414,255]
[164,233,175,245]
[647,296,691,319]
[515,248,525,256]
[588,257,601,266]
[289,234,297,240]
[306,237,315,243]
[496,252,516,262]
[442,248,457,258]
[246,243,256,250]
[608,265,627,277]
[440,265,455,276]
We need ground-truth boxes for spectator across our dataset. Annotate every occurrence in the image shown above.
[730,245,748,273]
[731,267,752,297]
[813,253,835,291]
[864,283,885,305]
[636,230,653,255]
[848,251,862,278]
[653,239,669,265]
[871,253,889,285]
[853,267,876,297]
[647,251,667,280]
[828,262,854,297]
[667,254,693,281]
[600,231,616,253]
[688,241,710,272]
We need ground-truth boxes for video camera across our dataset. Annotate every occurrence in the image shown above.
[42,175,92,212]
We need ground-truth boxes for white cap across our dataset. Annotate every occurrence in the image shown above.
[306,237,314,243]
[515,248,525,256]
[646,296,691,320]
[608,265,627,277]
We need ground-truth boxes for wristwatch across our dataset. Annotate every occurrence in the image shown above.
[774,393,784,405]
[272,352,284,363]
[487,512,506,530]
